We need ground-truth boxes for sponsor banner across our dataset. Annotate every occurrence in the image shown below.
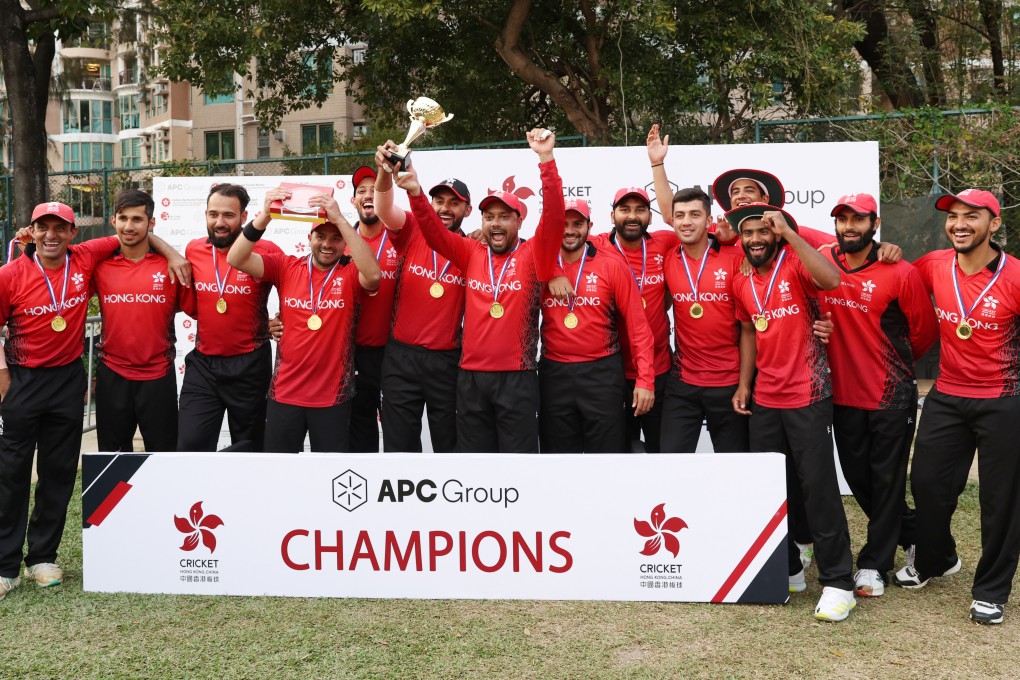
[82,452,789,602]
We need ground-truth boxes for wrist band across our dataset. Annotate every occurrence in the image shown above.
[243,221,265,242]
[650,163,664,168]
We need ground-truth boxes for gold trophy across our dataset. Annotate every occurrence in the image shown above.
[385,97,454,171]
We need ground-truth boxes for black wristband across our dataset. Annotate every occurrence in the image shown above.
[243,221,265,242]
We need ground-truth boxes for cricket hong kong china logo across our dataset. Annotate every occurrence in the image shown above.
[634,503,688,591]
[174,501,224,585]
[489,177,535,221]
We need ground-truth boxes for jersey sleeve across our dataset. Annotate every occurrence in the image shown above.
[797,226,834,250]
[410,192,474,271]
[899,262,939,359]
[910,252,937,295]
[259,251,286,286]
[613,259,655,390]
[70,235,119,270]
[531,160,566,282]
[390,210,419,255]
[0,266,14,329]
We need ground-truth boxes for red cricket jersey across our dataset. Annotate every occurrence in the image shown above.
[820,245,938,409]
[389,209,465,351]
[664,240,745,387]
[92,251,180,380]
[914,247,1020,398]
[540,243,655,389]
[591,229,677,380]
[732,245,832,408]
[411,159,565,372]
[0,237,118,368]
[179,238,283,357]
[349,224,404,347]
[260,252,366,407]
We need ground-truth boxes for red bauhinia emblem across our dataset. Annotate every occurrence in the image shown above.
[489,176,535,221]
[174,501,225,553]
[634,503,687,558]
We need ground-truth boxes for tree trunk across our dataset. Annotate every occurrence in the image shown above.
[904,0,945,105]
[0,0,55,231]
[838,0,925,108]
[978,0,1006,95]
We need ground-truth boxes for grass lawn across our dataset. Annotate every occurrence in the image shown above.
[3,474,1016,679]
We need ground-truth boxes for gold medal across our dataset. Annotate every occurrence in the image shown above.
[430,282,445,298]
[690,303,704,319]
[641,297,647,309]
[564,312,578,329]
[307,314,323,331]
[754,315,768,333]
[490,302,504,319]
[956,322,972,340]
[51,315,67,333]
[216,297,228,314]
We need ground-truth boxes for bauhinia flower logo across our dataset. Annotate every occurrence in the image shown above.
[489,176,535,221]
[634,503,687,558]
[174,501,224,553]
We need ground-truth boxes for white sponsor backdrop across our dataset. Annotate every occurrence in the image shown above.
[82,452,788,602]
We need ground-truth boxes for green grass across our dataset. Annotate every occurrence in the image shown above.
[3,475,1017,679]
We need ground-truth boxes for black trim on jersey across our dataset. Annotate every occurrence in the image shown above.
[609,229,652,245]
[830,241,879,274]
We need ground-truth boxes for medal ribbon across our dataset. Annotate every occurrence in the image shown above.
[373,230,389,263]
[749,249,788,320]
[680,245,711,304]
[212,247,232,299]
[432,250,452,284]
[614,236,646,295]
[558,249,589,313]
[487,241,520,303]
[307,255,342,316]
[33,252,70,317]
[952,252,1006,322]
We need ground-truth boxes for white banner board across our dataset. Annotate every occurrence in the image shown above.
[82,452,790,603]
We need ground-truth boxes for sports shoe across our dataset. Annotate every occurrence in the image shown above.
[0,575,20,601]
[970,600,1004,625]
[815,587,856,622]
[24,562,63,587]
[904,544,916,569]
[789,569,807,593]
[893,556,962,590]
[854,568,885,597]
[796,542,813,570]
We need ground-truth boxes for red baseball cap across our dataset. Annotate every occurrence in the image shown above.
[830,193,878,217]
[612,186,650,208]
[935,189,1000,217]
[564,198,591,221]
[479,191,523,216]
[352,166,376,190]
[31,201,76,225]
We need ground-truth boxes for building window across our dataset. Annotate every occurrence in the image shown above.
[206,130,235,173]
[352,122,368,140]
[301,54,333,98]
[64,100,114,134]
[301,123,333,154]
[63,142,114,171]
[119,95,139,129]
[203,69,235,105]
[257,129,271,159]
[352,48,366,64]
[120,138,141,168]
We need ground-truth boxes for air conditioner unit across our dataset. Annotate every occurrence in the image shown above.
[155,130,166,140]
[152,82,168,95]
[273,130,285,142]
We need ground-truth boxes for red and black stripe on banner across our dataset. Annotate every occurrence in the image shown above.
[82,453,150,528]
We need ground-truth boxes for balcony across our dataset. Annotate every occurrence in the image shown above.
[64,34,112,50]
[118,70,139,86]
[69,76,112,92]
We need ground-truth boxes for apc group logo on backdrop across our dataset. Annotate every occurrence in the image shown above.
[333,470,368,511]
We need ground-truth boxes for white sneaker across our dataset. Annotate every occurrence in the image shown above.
[815,586,857,622]
[789,569,807,593]
[24,562,63,587]
[854,568,885,597]
[0,575,20,602]
[796,542,813,570]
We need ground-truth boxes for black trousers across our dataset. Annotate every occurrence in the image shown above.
[750,398,853,590]
[96,362,178,453]
[539,354,627,453]
[456,370,539,453]
[177,345,271,452]
[0,362,86,577]
[264,399,352,453]
[834,402,917,574]
[659,374,750,453]
[380,340,459,453]
[350,345,385,453]
[624,371,668,453]
[911,387,1020,604]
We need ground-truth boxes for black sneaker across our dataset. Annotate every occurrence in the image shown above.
[893,556,962,589]
[971,600,1004,625]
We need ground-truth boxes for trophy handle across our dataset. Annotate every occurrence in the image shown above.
[406,99,416,114]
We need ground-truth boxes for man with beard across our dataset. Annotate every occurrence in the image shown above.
[347,166,402,452]
[178,183,284,452]
[382,129,564,452]
[227,190,380,452]
[373,165,472,453]
[728,203,857,622]
[819,193,937,599]
[895,190,1020,626]
[538,198,655,452]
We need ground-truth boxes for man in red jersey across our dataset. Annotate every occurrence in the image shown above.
[347,166,402,452]
[819,193,938,599]
[92,190,183,453]
[228,190,381,452]
[728,203,857,622]
[0,201,187,600]
[893,189,1020,626]
[539,198,655,452]
[178,184,284,452]
[373,165,471,453]
[380,128,564,452]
